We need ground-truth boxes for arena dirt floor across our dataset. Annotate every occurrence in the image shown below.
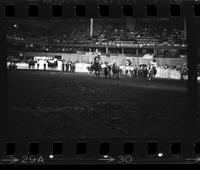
[5,70,191,140]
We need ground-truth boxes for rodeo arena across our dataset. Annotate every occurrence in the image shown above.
[6,18,199,138]
[7,18,190,80]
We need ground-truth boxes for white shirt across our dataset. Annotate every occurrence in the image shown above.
[151,61,157,68]
[101,63,106,68]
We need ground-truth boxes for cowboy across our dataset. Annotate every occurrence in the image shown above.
[107,63,112,78]
[44,60,47,70]
[28,60,31,70]
[104,63,109,78]
[150,59,157,68]
[37,61,39,70]
[180,63,188,80]
[68,61,72,72]
[148,60,157,80]
[62,60,65,71]
[65,62,69,72]
[72,62,76,72]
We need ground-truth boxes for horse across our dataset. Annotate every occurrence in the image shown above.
[179,65,188,80]
[47,60,58,70]
[87,65,94,75]
[101,63,111,78]
[103,65,111,78]
[70,62,76,72]
[28,60,36,69]
[112,64,120,80]
[125,65,131,76]
[93,62,101,77]
[8,62,17,70]
[88,62,101,77]
[148,65,157,80]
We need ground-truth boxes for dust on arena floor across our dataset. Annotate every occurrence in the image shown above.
[5,69,189,139]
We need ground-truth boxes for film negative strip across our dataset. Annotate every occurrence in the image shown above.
[0,0,200,164]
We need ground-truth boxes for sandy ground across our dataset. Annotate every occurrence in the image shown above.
[5,70,189,139]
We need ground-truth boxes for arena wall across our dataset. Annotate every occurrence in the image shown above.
[22,52,187,66]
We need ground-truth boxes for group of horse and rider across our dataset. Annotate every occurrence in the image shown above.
[123,60,158,80]
[88,57,158,80]
[14,56,188,81]
[88,60,120,79]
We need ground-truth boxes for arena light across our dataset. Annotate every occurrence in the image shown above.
[49,155,54,159]
[13,24,18,28]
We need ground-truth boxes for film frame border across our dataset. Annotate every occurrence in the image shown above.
[0,0,199,164]
[1,0,200,18]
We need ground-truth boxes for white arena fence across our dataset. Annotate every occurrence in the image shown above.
[7,62,29,70]
[7,62,188,80]
[155,68,186,80]
[119,66,187,80]
[75,63,91,73]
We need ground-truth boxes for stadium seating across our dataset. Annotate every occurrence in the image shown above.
[7,19,186,46]
[7,19,186,60]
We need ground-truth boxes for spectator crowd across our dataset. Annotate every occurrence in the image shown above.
[7,19,186,54]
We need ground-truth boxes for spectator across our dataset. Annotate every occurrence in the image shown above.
[37,61,39,70]
[44,61,46,70]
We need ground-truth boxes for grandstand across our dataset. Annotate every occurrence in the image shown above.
[7,18,187,67]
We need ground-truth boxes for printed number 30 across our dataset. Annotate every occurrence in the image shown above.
[117,155,133,163]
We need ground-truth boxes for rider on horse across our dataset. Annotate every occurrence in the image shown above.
[180,63,188,80]
[102,62,109,78]
[112,61,120,80]
[92,55,101,77]
[150,59,157,68]
[148,59,157,80]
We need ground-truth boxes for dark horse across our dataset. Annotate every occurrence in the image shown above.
[93,62,101,77]
[47,60,58,70]
[87,62,101,77]
[87,65,94,75]
[179,65,188,80]
[103,66,109,78]
[28,60,36,69]
[148,65,157,80]
[112,64,120,80]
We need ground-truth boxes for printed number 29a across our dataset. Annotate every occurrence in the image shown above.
[21,156,44,164]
